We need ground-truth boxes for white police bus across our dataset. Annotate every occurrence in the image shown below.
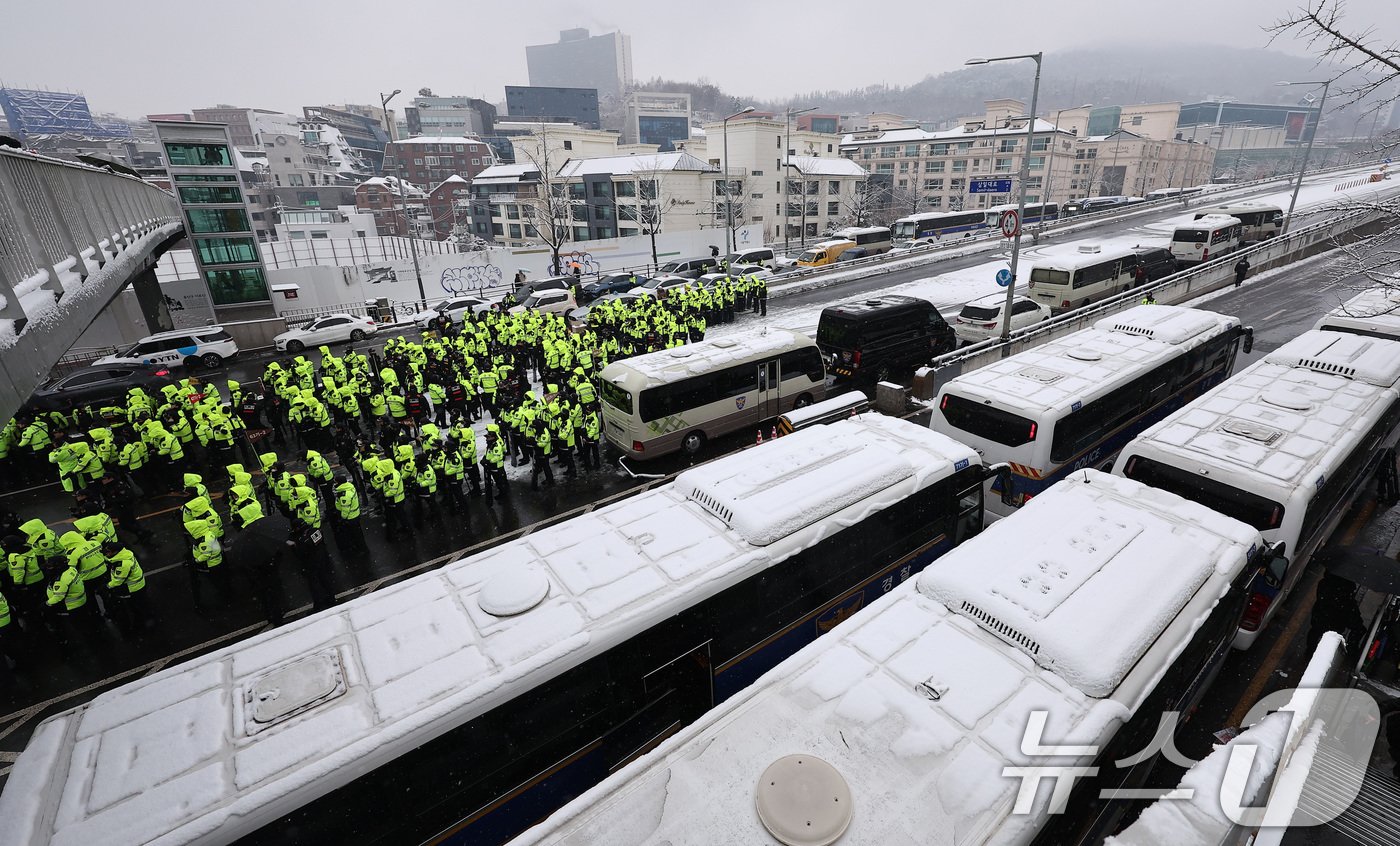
[1192,202,1283,243]
[1114,330,1400,649]
[505,470,1273,846]
[890,209,988,241]
[0,416,993,846]
[932,304,1250,515]
[598,328,826,459]
[1313,286,1400,342]
[1027,243,1143,314]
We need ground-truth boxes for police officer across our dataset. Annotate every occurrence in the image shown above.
[290,510,337,613]
[228,498,289,627]
[482,426,509,503]
[331,473,367,554]
[531,419,555,490]
[105,540,153,635]
[187,518,228,612]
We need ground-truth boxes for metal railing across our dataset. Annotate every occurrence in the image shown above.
[0,147,182,341]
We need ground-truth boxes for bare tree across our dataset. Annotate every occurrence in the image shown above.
[514,121,574,274]
[627,163,680,270]
[831,180,883,229]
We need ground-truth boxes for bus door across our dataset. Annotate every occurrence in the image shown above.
[757,359,781,419]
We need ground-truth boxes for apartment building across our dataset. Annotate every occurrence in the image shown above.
[382,136,495,189]
[1072,130,1216,196]
[463,164,543,247]
[354,176,427,237]
[622,91,691,150]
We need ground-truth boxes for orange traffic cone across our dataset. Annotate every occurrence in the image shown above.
[770,426,778,440]
[756,430,764,445]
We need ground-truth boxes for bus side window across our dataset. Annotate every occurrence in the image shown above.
[758,365,767,392]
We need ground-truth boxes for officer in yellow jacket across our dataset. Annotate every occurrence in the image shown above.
[105,541,153,635]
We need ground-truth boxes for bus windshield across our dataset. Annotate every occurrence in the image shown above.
[1121,455,1285,531]
[1174,229,1209,243]
[1030,267,1070,285]
[892,222,916,239]
[938,394,1038,447]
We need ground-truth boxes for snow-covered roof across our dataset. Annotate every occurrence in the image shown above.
[1078,129,1147,143]
[600,328,810,389]
[472,163,541,185]
[390,135,483,145]
[355,175,425,197]
[841,118,1063,147]
[430,174,470,192]
[1125,330,1400,498]
[1315,284,1400,338]
[936,306,1240,416]
[508,470,1260,846]
[0,416,979,846]
[556,151,717,178]
[786,155,866,177]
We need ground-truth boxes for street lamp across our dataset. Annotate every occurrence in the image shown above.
[1040,103,1090,236]
[966,52,1043,342]
[1276,79,1332,235]
[784,106,818,255]
[722,106,755,255]
[380,89,425,302]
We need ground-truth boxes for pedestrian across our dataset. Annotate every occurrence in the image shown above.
[1234,256,1250,287]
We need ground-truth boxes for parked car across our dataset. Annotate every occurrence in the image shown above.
[816,295,956,388]
[723,247,777,269]
[411,296,489,329]
[629,275,693,298]
[727,263,773,279]
[773,255,801,269]
[93,326,238,370]
[275,313,378,353]
[508,288,576,315]
[891,238,937,253]
[952,293,1052,346]
[580,273,647,304]
[656,256,719,278]
[796,239,857,268]
[1130,245,1179,283]
[836,247,872,263]
[567,292,644,328]
[24,363,172,413]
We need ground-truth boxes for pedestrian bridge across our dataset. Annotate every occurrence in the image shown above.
[0,146,184,424]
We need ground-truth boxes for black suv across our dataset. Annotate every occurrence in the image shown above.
[816,295,956,388]
[1131,246,1178,283]
[25,363,171,413]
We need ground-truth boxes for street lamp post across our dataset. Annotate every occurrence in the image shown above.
[1039,103,1090,237]
[380,89,425,303]
[784,106,818,255]
[722,106,754,255]
[967,52,1043,342]
[1277,79,1332,236]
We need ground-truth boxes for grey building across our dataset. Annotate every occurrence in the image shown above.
[405,94,496,137]
[504,86,601,129]
[525,29,633,100]
[623,91,690,150]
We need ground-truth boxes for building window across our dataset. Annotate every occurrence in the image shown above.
[899,162,909,172]
[952,160,968,173]
[827,201,839,216]
[827,144,833,153]
[592,181,612,198]
[178,185,243,204]
[492,223,504,236]
[250,212,264,221]
[1132,116,1143,126]
[752,170,764,177]
[187,207,250,234]
[572,225,589,240]
[310,231,329,239]
[1027,156,1046,170]
[288,174,305,187]
[203,267,268,305]
[507,205,520,220]
[928,161,945,173]
[880,146,899,158]
[905,144,920,157]
[930,143,950,156]
[876,164,893,173]
[1031,137,1051,152]
[923,179,943,190]
[175,174,239,184]
[456,145,465,152]
[597,226,615,238]
[997,140,1018,153]
[615,180,636,197]
[928,196,942,208]
[993,158,1013,172]
[569,183,587,200]
[1027,176,1043,189]
[563,140,573,150]
[195,236,259,266]
[164,142,233,167]
[509,224,522,239]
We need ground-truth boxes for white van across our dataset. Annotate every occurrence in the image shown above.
[1027,244,1140,314]
[723,247,776,269]
[94,326,239,369]
[1170,214,1242,265]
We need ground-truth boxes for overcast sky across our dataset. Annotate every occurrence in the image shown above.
[1,0,1389,118]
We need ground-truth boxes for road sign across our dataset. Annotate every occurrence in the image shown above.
[999,210,1020,239]
[969,178,1014,194]
[996,268,1013,287]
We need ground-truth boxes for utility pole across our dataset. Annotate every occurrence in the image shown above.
[381,89,425,302]
[1277,79,1332,236]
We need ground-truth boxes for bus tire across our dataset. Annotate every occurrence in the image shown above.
[682,430,706,455]
[794,394,814,409]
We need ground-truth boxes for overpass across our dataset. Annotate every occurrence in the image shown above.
[0,147,184,424]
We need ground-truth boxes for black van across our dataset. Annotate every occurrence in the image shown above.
[816,295,956,388]
[1131,246,1178,283]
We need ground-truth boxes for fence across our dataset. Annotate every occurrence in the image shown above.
[260,233,466,270]
[924,201,1398,392]
[0,147,182,334]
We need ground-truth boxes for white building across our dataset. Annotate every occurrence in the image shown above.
[274,205,379,241]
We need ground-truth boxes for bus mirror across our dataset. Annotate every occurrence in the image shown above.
[983,462,1010,484]
[1243,327,1254,355]
[1267,541,1288,581]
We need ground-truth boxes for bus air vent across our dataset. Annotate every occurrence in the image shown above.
[1016,366,1064,384]
[479,567,550,616]
[755,754,853,846]
[1077,244,1102,254]
[243,650,348,735]
[686,486,734,525]
[1219,417,1284,443]
[1066,347,1103,362]
[1293,356,1356,379]
[959,600,1041,655]
[1107,321,1155,338]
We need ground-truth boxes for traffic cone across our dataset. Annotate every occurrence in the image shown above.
[771,426,778,440]
[756,430,764,445]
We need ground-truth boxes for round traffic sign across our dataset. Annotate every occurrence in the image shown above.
[999,210,1020,238]
[995,268,1013,287]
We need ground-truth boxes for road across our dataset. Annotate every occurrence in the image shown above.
[0,175,1393,810]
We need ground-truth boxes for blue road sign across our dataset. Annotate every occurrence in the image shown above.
[996,268,1013,287]
[970,178,1014,194]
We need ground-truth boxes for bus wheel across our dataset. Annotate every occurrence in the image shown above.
[794,394,814,408]
[682,430,707,455]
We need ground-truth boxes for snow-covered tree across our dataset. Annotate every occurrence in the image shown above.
[514,121,574,274]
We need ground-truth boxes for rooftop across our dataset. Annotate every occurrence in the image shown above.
[840,118,1064,147]
[556,150,717,177]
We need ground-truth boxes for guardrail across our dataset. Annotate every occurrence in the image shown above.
[0,147,182,341]
[924,198,1398,391]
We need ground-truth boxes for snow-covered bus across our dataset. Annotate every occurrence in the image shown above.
[890,209,987,241]
[506,470,1273,846]
[1313,285,1400,342]
[932,304,1249,516]
[1192,202,1283,243]
[1027,243,1142,314]
[0,416,995,846]
[982,201,1059,228]
[1170,213,1243,265]
[599,328,826,459]
[1114,330,1400,649]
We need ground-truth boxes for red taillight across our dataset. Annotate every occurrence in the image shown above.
[1202,248,1210,261]
[1240,592,1271,632]
[366,319,376,326]
[940,394,949,410]
[632,440,644,452]
[155,369,170,376]
[1061,300,1071,309]
[852,350,861,367]
[982,322,997,328]
[1027,422,1037,440]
